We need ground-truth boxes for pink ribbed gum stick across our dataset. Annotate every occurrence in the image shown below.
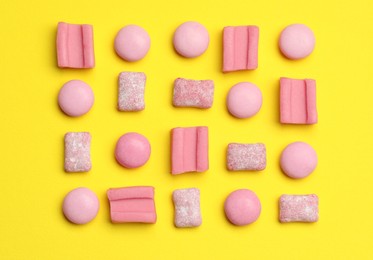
[280,77,317,124]
[223,26,259,72]
[107,186,156,223]
[56,22,95,68]
[171,127,209,175]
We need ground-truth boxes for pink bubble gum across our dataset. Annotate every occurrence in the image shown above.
[56,22,95,69]
[227,143,266,171]
[280,77,317,124]
[279,194,319,223]
[171,127,209,175]
[223,26,259,72]
[118,72,146,111]
[107,186,157,224]
[173,78,214,109]
[64,132,91,172]
[173,188,202,228]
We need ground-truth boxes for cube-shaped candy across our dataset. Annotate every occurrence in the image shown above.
[56,22,95,68]
[226,143,266,171]
[280,77,317,124]
[107,186,157,223]
[279,194,319,223]
[223,26,259,72]
[118,72,146,111]
[173,78,214,109]
[173,188,202,228]
[171,127,209,175]
[64,132,91,172]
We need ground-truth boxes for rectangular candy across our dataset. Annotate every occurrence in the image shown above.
[64,132,91,172]
[280,77,317,124]
[107,186,157,223]
[223,26,259,72]
[279,194,319,223]
[56,22,95,68]
[118,72,146,111]
[226,143,266,171]
[171,127,209,175]
[173,78,214,108]
[173,188,202,228]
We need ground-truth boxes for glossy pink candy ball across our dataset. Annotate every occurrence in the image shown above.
[115,25,151,62]
[224,189,261,226]
[58,80,94,117]
[173,21,209,58]
[279,24,315,60]
[62,187,99,224]
[115,132,151,168]
[280,141,318,179]
[226,82,262,119]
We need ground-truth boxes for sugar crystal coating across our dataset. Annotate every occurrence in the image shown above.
[118,72,146,111]
[279,194,319,223]
[173,188,202,228]
[64,132,91,172]
[173,78,214,109]
[227,143,266,171]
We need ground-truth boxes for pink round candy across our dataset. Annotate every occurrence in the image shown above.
[173,21,209,58]
[280,141,318,179]
[58,80,94,117]
[279,24,315,60]
[62,187,99,224]
[226,82,262,119]
[115,132,151,168]
[224,189,261,226]
[114,25,151,62]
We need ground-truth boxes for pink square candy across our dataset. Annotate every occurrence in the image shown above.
[279,194,319,223]
[223,26,259,72]
[227,143,266,171]
[107,186,156,223]
[56,22,95,69]
[280,77,317,124]
[173,188,202,228]
[173,78,214,109]
[171,127,209,175]
[64,132,91,172]
[118,72,146,111]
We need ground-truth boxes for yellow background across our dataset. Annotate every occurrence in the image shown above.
[0,0,372,259]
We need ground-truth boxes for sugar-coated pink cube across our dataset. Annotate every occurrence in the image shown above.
[56,22,95,68]
[279,194,319,223]
[171,127,208,175]
[107,186,156,224]
[223,26,259,72]
[227,143,266,171]
[173,188,202,228]
[118,72,146,111]
[173,78,214,109]
[280,77,317,124]
[64,132,91,172]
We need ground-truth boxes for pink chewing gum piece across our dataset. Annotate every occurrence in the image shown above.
[118,72,146,111]
[280,77,317,124]
[227,143,266,171]
[173,78,214,109]
[56,22,95,69]
[171,127,209,175]
[173,188,202,228]
[64,132,91,172]
[223,26,259,72]
[107,186,156,224]
[279,194,319,223]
